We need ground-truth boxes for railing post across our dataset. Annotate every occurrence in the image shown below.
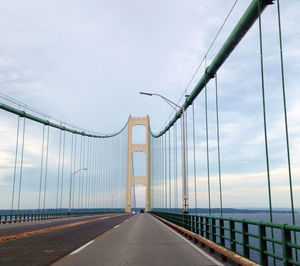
[230,220,236,252]
[183,214,187,230]
[220,218,225,247]
[212,217,216,243]
[209,217,216,254]
[282,224,293,266]
[200,216,203,236]
[242,220,250,259]
[258,222,268,265]
[219,218,227,262]
[205,217,210,240]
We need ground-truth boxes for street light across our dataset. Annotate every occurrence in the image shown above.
[140,91,188,214]
[68,168,88,216]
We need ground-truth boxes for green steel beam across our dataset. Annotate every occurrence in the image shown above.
[152,0,274,138]
[0,102,128,138]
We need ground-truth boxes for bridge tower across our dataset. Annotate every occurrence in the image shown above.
[125,116,151,212]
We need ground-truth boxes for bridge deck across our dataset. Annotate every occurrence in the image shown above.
[54,213,222,266]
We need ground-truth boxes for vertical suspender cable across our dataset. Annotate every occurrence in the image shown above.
[258,1,273,223]
[215,73,223,216]
[17,116,26,213]
[161,136,163,210]
[175,122,178,213]
[154,137,155,210]
[112,137,114,209]
[158,137,159,210]
[69,134,74,213]
[86,138,89,208]
[192,103,197,214]
[111,137,113,210]
[11,116,20,214]
[105,139,108,209]
[100,139,103,209]
[162,135,164,210]
[157,137,159,210]
[91,137,95,208]
[162,134,164,210]
[105,138,107,209]
[164,134,167,210]
[276,0,297,256]
[90,137,93,208]
[151,137,153,209]
[56,130,62,211]
[172,127,174,211]
[91,137,94,209]
[43,126,50,211]
[100,139,104,209]
[109,138,112,210]
[169,129,171,210]
[60,130,66,211]
[78,136,83,209]
[185,108,189,200]
[95,139,99,209]
[97,139,99,209]
[38,125,45,211]
[90,138,93,208]
[95,139,97,209]
[258,4,276,263]
[92,138,96,208]
[86,137,90,208]
[72,135,77,210]
[81,137,86,209]
[205,58,211,216]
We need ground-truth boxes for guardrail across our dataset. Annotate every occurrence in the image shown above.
[0,211,121,224]
[152,211,300,266]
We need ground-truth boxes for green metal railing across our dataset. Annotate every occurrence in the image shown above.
[0,211,122,224]
[153,211,300,266]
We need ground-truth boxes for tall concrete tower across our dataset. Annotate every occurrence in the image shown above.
[125,116,151,212]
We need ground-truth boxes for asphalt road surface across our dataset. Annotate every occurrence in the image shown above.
[54,213,223,266]
[0,213,132,266]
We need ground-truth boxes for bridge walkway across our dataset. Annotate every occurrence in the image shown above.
[54,213,223,266]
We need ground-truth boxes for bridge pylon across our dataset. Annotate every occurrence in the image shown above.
[125,116,151,212]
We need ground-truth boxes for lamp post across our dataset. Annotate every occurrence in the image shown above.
[140,92,188,214]
[68,168,88,216]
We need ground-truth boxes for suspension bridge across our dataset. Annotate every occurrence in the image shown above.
[0,0,300,265]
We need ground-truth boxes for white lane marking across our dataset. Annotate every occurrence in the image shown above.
[70,240,94,255]
[151,215,224,266]
[114,225,119,228]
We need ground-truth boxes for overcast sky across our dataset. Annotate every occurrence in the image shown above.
[0,0,300,210]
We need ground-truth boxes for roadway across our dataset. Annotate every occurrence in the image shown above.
[0,213,133,265]
[54,213,223,266]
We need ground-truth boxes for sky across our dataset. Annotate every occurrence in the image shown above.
[0,0,300,211]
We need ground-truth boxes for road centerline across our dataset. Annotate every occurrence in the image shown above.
[0,213,126,244]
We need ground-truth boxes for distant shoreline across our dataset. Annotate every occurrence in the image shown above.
[189,208,295,214]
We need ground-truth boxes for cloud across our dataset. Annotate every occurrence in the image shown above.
[1,0,300,210]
